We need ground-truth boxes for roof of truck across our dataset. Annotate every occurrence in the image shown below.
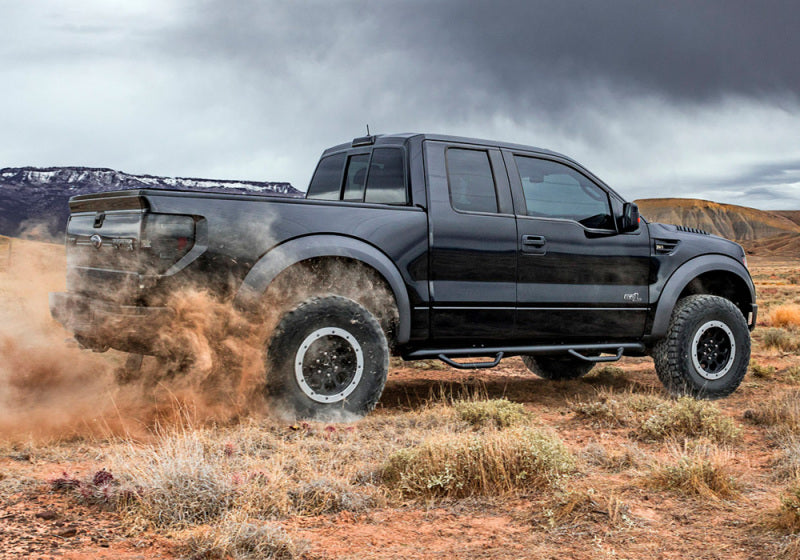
[321,133,565,159]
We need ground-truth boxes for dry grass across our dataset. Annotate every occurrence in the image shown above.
[570,387,664,427]
[751,360,778,379]
[381,427,574,499]
[638,397,740,443]
[581,441,646,472]
[761,328,800,352]
[770,305,800,329]
[453,398,529,428]
[775,437,800,481]
[536,489,632,529]
[775,482,800,533]
[649,443,739,500]
[744,390,800,434]
[179,513,307,560]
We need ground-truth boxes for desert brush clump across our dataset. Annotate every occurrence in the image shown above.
[112,429,239,528]
[570,388,664,427]
[381,427,574,499]
[179,512,307,560]
[770,305,800,329]
[638,397,740,443]
[649,443,738,500]
[761,328,800,353]
[452,398,529,429]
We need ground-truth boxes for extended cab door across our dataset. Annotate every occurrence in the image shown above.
[425,140,517,341]
[504,150,651,341]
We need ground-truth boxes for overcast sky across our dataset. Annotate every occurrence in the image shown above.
[2,0,799,209]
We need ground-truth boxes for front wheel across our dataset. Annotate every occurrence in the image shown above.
[653,294,750,399]
[266,296,389,420]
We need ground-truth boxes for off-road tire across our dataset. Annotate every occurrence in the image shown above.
[521,354,595,380]
[266,295,389,420]
[653,294,749,399]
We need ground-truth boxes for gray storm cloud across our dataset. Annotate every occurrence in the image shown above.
[1,0,799,208]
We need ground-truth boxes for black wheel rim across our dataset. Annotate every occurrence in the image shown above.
[294,327,365,403]
[691,320,735,380]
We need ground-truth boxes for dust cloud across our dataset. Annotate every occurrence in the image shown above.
[0,238,272,443]
[0,233,399,442]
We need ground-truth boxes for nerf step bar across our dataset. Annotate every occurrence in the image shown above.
[405,342,646,370]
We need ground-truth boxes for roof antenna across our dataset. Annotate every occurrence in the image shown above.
[366,124,370,135]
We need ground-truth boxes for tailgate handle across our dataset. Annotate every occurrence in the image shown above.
[522,235,546,247]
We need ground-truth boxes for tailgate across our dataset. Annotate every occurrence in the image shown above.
[66,191,197,301]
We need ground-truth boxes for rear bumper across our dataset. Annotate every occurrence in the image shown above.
[49,292,174,354]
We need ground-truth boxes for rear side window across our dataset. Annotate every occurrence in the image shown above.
[364,148,407,204]
[307,153,346,199]
[446,148,498,213]
[514,155,613,229]
[342,154,370,201]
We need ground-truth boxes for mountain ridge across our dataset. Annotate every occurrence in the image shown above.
[0,166,301,237]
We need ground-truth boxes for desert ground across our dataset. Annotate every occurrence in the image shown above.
[2,240,800,559]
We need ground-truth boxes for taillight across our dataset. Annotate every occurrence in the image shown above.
[141,214,195,272]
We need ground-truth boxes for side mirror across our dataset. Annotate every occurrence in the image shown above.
[619,202,640,233]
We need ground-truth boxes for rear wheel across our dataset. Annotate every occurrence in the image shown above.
[653,294,749,399]
[266,296,389,420]
[521,354,595,380]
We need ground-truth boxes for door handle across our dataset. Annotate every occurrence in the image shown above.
[522,235,546,247]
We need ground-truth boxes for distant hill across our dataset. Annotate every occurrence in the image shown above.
[0,166,301,237]
[773,211,800,229]
[738,232,800,257]
[634,198,800,241]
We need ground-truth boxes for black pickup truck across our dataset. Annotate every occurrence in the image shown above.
[50,133,757,419]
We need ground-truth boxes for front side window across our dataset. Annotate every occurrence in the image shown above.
[446,148,498,213]
[306,153,346,200]
[514,155,613,229]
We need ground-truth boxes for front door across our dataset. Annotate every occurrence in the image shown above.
[504,151,651,341]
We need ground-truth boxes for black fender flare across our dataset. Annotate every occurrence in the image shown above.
[649,254,755,339]
[235,235,412,344]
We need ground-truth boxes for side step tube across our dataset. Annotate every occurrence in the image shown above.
[438,352,504,370]
[407,342,645,369]
[568,347,624,363]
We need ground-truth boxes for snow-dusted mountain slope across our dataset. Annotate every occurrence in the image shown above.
[0,166,302,237]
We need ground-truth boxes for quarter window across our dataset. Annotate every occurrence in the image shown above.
[446,148,498,213]
[514,155,613,229]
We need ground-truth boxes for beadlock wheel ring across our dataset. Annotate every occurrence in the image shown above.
[294,327,364,403]
[691,320,736,380]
